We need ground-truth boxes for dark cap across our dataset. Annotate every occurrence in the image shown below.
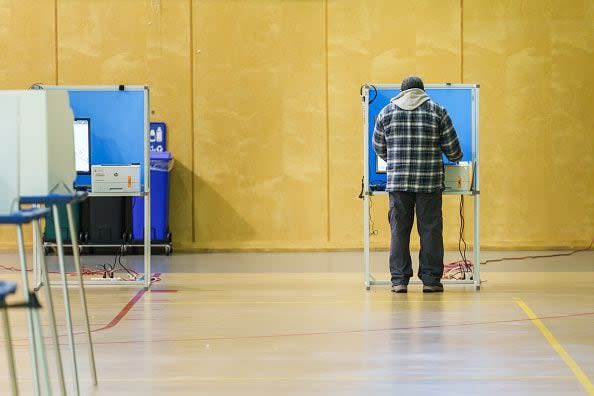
[401,76,425,91]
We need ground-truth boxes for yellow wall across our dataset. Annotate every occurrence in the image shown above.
[0,0,592,251]
[464,0,594,248]
[193,0,327,250]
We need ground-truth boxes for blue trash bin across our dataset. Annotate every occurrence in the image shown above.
[132,151,172,242]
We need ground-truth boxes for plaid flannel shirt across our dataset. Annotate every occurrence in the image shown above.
[373,99,463,193]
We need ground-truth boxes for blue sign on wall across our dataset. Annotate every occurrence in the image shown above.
[150,122,167,152]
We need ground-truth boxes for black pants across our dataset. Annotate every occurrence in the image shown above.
[388,191,444,286]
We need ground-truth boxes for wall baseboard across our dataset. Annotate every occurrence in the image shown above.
[1,240,591,254]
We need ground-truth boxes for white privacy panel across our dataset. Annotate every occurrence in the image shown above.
[0,94,20,214]
[19,90,75,196]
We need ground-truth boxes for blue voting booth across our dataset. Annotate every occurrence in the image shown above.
[366,85,477,189]
[45,86,172,257]
[66,88,148,188]
[41,85,155,289]
[43,86,149,244]
[361,83,481,291]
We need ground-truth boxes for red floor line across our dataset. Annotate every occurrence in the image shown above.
[7,289,178,343]
[96,289,146,331]
[94,289,178,331]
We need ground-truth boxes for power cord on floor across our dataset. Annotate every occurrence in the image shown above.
[480,238,594,265]
[369,195,378,236]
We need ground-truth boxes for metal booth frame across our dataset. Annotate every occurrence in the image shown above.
[36,85,152,290]
[361,83,481,291]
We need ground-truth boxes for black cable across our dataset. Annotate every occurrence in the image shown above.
[117,246,136,277]
[360,84,378,104]
[458,195,470,279]
[369,195,378,236]
[368,85,378,104]
[358,177,364,199]
[480,238,594,265]
[100,262,115,278]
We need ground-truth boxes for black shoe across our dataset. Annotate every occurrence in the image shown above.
[422,284,444,293]
[391,285,408,293]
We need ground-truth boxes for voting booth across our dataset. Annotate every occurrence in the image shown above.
[1,89,98,393]
[41,85,152,291]
[361,84,481,291]
[0,91,55,395]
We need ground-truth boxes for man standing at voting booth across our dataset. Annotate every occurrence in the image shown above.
[373,76,463,293]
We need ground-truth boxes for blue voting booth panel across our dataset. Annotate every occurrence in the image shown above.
[68,89,147,188]
[367,87,476,187]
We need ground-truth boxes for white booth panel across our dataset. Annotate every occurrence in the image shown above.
[19,90,75,196]
[46,91,75,193]
[0,94,20,214]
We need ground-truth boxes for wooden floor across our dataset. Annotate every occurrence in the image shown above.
[0,251,593,395]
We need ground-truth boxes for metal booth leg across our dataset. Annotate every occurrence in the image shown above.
[33,218,67,395]
[66,202,98,386]
[473,194,481,291]
[30,297,51,396]
[16,224,50,395]
[52,205,80,395]
[1,304,18,396]
[363,193,371,290]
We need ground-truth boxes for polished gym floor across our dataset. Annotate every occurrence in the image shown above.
[0,250,593,395]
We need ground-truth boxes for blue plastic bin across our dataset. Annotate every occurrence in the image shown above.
[132,151,172,241]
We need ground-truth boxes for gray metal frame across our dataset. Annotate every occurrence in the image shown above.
[38,85,152,290]
[33,217,68,395]
[17,224,51,395]
[1,302,17,395]
[361,83,481,291]
[51,205,81,394]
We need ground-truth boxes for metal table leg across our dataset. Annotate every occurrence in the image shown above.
[52,205,80,395]
[33,219,67,395]
[31,305,51,396]
[1,305,18,396]
[66,202,98,386]
[17,224,43,395]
